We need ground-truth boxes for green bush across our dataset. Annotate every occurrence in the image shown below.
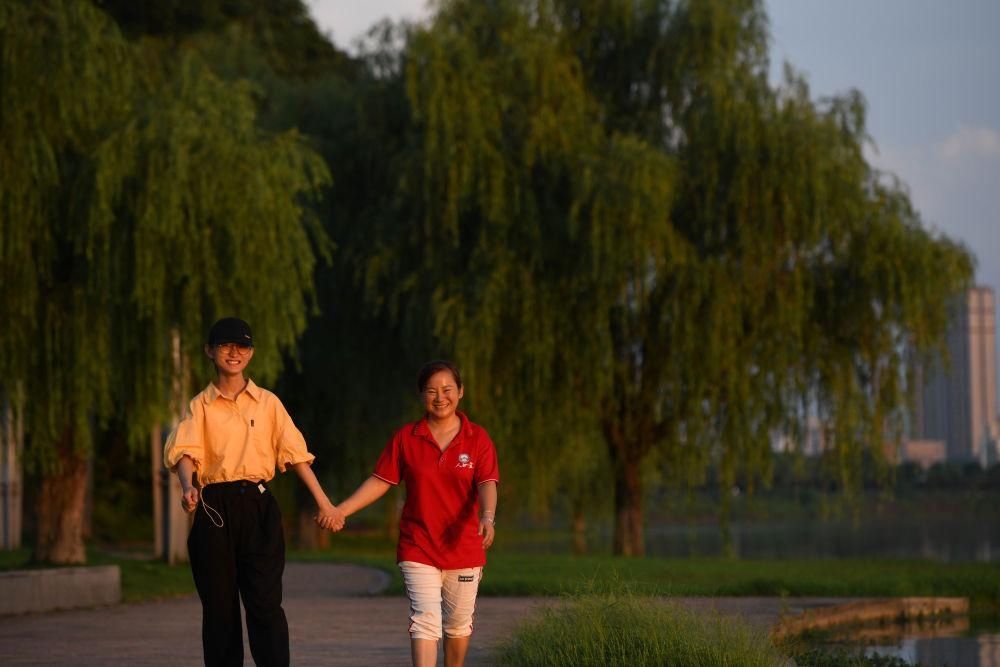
[493,591,782,667]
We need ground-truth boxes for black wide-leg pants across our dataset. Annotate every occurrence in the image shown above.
[188,480,289,667]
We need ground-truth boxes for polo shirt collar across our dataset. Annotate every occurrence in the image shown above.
[413,411,468,444]
[202,378,261,404]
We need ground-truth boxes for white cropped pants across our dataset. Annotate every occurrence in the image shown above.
[398,561,483,640]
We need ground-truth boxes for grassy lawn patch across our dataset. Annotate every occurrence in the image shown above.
[89,552,196,603]
[294,533,1000,614]
[5,532,998,614]
[0,547,31,570]
[479,553,1000,601]
[494,590,783,666]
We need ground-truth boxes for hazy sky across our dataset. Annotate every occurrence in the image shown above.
[307,0,1000,297]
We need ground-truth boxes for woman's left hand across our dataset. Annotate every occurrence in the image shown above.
[315,500,346,532]
[478,517,495,549]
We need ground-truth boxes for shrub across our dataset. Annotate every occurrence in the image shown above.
[493,591,783,667]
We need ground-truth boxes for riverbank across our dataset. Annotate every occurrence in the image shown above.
[3,541,999,615]
[0,562,898,666]
[293,535,1000,616]
[3,557,994,665]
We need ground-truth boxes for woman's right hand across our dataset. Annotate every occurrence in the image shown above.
[315,502,346,532]
[180,486,199,513]
[479,516,495,549]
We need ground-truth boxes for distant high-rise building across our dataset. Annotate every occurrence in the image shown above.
[915,286,1000,465]
[772,416,827,457]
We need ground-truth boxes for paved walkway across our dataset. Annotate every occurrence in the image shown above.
[0,563,854,665]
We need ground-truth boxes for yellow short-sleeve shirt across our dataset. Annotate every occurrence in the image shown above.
[163,379,315,485]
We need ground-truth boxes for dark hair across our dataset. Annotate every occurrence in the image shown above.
[417,360,463,392]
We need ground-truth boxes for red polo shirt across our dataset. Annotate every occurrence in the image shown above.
[373,412,500,569]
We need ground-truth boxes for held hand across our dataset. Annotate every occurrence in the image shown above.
[181,486,199,514]
[478,517,495,549]
[315,501,346,532]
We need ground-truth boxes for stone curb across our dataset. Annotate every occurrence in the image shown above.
[0,566,121,615]
[772,596,969,640]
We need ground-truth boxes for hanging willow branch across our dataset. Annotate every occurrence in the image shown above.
[0,0,331,468]
[359,0,972,552]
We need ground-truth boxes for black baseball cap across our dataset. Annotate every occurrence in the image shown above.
[207,317,253,347]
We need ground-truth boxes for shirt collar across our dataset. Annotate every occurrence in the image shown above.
[202,378,261,404]
[413,411,468,443]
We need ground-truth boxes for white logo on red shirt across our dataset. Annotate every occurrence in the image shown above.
[456,453,474,469]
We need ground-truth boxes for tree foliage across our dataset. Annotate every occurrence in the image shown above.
[360,0,973,554]
[96,0,355,79]
[372,0,679,514]
[271,46,424,497]
[0,0,975,560]
[0,0,330,560]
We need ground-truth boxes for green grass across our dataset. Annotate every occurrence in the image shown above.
[478,553,1000,600]
[5,531,999,612]
[89,553,196,603]
[493,590,783,667]
[292,533,1000,614]
[0,547,31,570]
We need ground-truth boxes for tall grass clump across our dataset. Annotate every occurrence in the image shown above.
[493,591,783,666]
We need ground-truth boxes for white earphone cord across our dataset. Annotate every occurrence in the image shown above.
[201,496,224,528]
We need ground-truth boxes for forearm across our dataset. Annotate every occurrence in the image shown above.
[175,456,199,513]
[176,456,196,492]
[291,462,333,508]
[338,476,392,517]
[478,481,497,518]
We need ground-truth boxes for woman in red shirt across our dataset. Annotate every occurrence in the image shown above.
[327,360,499,667]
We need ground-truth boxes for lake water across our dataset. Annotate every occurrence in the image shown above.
[507,516,1000,563]
[867,633,1000,667]
[512,515,1000,561]
[640,516,1000,562]
[819,617,1000,667]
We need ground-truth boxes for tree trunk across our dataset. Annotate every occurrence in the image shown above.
[35,428,88,564]
[1,397,24,550]
[82,455,93,540]
[612,451,645,556]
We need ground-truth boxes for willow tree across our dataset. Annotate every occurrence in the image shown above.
[368,0,973,556]
[598,1,973,534]
[0,0,329,563]
[356,0,680,534]
[267,34,425,535]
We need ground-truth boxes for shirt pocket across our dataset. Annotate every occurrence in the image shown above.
[246,411,276,463]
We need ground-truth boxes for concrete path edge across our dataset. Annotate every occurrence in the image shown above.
[0,566,121,615]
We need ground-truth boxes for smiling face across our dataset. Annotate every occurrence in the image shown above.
[421,369,464,421]
[205,342,254,379]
